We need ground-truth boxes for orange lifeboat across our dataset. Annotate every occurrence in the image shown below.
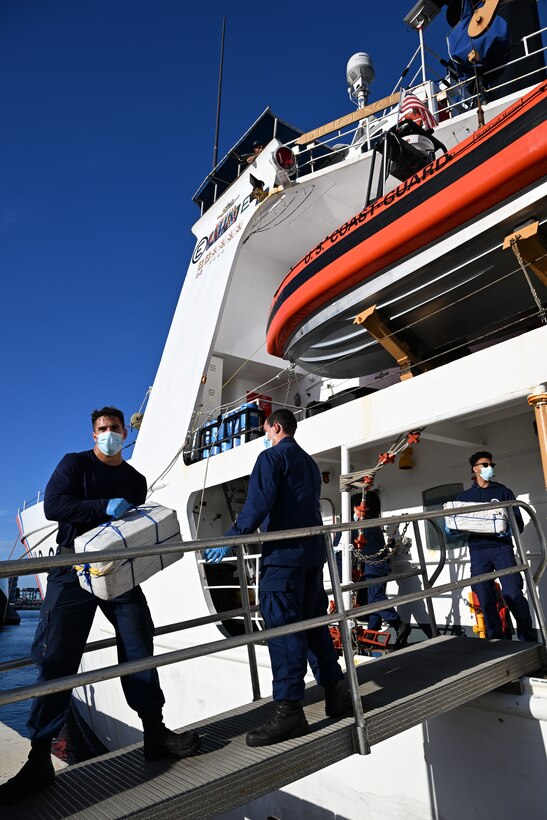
[266,82,547,376]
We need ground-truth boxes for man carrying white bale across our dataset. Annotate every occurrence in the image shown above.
[453,450,536,642]
[0,406,199,807]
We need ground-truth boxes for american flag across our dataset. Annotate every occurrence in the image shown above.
[398,91,437,131]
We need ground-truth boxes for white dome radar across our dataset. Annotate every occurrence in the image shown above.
[346,52,375,108]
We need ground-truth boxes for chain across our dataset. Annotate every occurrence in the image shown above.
[284,363,296,407]
[510,238,547,325]
[353,544,392,566]
[353,519,412,566]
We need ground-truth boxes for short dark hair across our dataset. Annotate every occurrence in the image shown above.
[365,490,381,519]
[266,408,297,436]
[469,450,493,468]
[91,406,125,428]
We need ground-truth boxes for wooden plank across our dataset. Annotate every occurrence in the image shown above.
[295,93,400,146]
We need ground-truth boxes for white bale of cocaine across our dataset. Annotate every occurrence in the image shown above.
[443,501,508,535]
[74,503,183,600]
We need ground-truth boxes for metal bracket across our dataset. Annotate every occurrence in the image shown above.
[503,221,547,287]
[354,304,422,381]
[468,0,500,39]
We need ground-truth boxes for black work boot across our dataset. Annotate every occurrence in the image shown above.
[0,739,55,806]
[142,713,200,761]
[324,679,353,717]
[393,620,411,649]
[246,701,310,747]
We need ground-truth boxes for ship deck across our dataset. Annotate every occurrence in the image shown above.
[4,635,545,819]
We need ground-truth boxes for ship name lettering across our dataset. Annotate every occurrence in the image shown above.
[192,237,208,264]
[241,194,253,213]
[192,201,246,265]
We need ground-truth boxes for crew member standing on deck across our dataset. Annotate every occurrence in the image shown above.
[456,451,535,641]
[353,490,411,647]
[204,408,352,746]
[0,406,200,807]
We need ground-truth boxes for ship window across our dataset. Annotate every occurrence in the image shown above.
[422,483,466,550]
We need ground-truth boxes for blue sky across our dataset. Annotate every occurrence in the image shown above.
[1,1,545,584]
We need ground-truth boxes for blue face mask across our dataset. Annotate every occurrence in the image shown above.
[97,431,124,456]
[480,465,495,481]
[263,433,273,449]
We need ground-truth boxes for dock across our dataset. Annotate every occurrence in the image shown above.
[0,723,66,786]
[2,635,544,819]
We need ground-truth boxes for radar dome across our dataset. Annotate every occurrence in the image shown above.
[346,53,375,91]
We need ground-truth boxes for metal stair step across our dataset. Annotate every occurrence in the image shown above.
[5,636,544,820]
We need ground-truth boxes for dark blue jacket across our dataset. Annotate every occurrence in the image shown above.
[225,436,326,566]
[456,480,523,549]
[44,450,147,551]
[362,525,387,559]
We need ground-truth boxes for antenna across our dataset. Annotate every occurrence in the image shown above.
[212,17,226,171]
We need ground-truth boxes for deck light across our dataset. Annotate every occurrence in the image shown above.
[273,146,297,173]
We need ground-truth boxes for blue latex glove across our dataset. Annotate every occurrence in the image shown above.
[106,498,131,518]
[203,546,231,563]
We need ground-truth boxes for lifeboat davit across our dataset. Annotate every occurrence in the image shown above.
[266,82,547,378]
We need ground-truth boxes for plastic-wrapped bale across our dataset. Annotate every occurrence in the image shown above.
[443,501,508,535]
[74,503,183,600]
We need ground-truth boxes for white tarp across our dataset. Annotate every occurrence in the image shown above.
[443,501,508,535]
[74,504,183,600]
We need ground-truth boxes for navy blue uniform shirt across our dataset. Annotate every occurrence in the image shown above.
[456,480,524,549]
[225,436,326,566]
[44,450,147,551]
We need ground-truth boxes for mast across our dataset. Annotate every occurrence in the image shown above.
[212,16,226,171]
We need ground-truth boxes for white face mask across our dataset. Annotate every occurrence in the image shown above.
[263,433,273,449]
[480,465,495,481]
[97,431,124,456]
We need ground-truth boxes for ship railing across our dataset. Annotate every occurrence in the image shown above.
[1,500,546,756]
[439,42,547,120]
[284,27,547,179]
[18,490,43,513]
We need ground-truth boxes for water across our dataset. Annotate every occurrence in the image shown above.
[0,609,39,737]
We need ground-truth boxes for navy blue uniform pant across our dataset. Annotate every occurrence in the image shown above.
[470,544,535,641]
[357,562,400,631]
[336,553,400,631]
[28,566,165,742]
[259,564,343,702]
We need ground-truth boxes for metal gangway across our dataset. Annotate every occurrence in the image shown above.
[1,501,546,819]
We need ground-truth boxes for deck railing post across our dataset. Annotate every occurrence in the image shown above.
[426,518,447,587]
[324,535,370,755]
[412,520,440,638]
[236,544,261,701]
[508,505,547,647]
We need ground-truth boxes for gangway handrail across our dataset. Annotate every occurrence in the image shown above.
[0,558,537,708]
[0,568,428,674]
[3,500,544,581]
[0,602,261,674]
[1,499,546,751]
